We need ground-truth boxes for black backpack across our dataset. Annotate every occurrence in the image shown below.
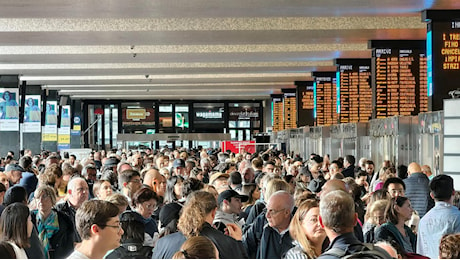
[323,243,393,259]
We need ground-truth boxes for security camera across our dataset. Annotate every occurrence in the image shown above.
[145,75,149,79]
[133,53,137,58]
[130,45,135,50]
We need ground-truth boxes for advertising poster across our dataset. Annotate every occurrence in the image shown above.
[0,88,19,131]
[42,101,57,141]
[23,95,41,133]
[58,105,71,149]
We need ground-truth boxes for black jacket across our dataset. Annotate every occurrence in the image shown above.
[318,232,373,259]
[342,166,355,178]
[106,239,153,259]
[31,209,75,259]
[152,222,248,259]
[55,200,81,243]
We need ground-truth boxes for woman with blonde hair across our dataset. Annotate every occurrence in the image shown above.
[153,191,247,259]
[285,199,326,259]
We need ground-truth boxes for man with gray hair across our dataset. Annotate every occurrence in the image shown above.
[55,176,89,244]
[318,190,390,258]
[243,190,294,258]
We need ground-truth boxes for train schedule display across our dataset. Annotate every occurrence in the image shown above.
[423,10,460,111]
[312,72,338,126]
[295,81,315,127]
[282,89,297,129]
[271,94,284,132]
[370,40,428,118]
[335,59,372,123]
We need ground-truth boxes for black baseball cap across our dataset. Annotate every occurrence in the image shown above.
[217,189,248,206]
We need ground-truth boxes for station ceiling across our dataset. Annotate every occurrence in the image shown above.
[1,0,460,100]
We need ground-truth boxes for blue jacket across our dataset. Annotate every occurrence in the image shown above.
[403,172,434,218]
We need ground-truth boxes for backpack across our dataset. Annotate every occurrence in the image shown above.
[324,243,393,259]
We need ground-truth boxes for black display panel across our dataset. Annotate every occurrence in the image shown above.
[370,40,428,118]
[423,10,460,111]
[295,81,315,127]
[335,59,372,123]
[271,94,284,132]
[313,72,337,126]
[282,88,297,129]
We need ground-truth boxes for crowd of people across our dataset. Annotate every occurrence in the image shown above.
[0,147,459,259]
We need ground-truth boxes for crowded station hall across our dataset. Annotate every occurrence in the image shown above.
[2,0,460,259]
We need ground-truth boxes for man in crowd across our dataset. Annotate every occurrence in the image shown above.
[172,158,186,177]
[67,200,124,259]
[55,176,90,243]
[243,190,294,258]
[213,189,248,231]
[404,162,434,218]
[417,175,460,258]
[4,163,24,187]
[318,190,390,258]
[342,155,355,178]
[118,169,143,207]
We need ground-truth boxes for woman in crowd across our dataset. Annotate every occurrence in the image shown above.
[241,183,260,216]
[373,167,396,192]
[132,187,159,244]
[172,236,219,259]
[164,176,184,204]
[31,186,75,258]
[189,167,204,182]
[363,199,389,243]
[92,179,113,200]
[439,233,460,259]
[285,199,327,259]
[0,203,33,258]
[375,196,416,254]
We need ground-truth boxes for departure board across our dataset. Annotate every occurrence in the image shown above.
[423,10,460,111]
[282,89,297,129]
[295,81,315,127]
[370,40,428,118]
[313,72,338,126]
[271,94,284,132]
[335,59,372,123]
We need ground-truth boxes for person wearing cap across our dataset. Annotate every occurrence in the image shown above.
[213,189,248,232]
[209,172,230,194]
[172,158,186,177]
[4,163,25,187]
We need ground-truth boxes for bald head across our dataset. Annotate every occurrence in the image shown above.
[407,162,422,176]
[320,179,347,198]
[143,168,166,197]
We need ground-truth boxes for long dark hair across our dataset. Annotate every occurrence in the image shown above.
[164,176,184,203]
[0,203,30,248]
[384,196,409,224]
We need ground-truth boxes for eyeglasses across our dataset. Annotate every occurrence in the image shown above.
[129,179,142,183]
[99,222,122,230]
[266,208,286,216]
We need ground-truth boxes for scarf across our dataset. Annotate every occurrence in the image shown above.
[36,210,59,258]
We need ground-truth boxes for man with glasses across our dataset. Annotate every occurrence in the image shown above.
[118,169,143,209]
[243,190,294,258]
[67,200,124,259]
